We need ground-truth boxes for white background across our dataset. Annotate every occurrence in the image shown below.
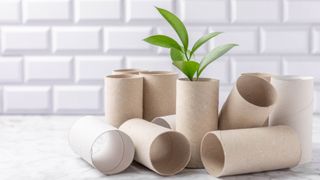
[0,0,319,115]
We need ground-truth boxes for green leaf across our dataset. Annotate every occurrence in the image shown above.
[143,35,181,50]
[170,46,195,61]
[173,60,199,81]
[198,44,238,78]
[190,32,222,56]
[156,7,189,51]
[170,48,186,61]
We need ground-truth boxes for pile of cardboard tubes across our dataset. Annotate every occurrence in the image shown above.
[68,69,313,177]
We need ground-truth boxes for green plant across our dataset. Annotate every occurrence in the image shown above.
[143,7,238,81]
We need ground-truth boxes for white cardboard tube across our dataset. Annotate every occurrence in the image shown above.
[139,71,178,121]
[119,118,191,176]
[151,115,176,130]
[105,74,143,127]
[68,116,135,175]
[112,68,143,75]
[219,75,277,130]
[176,78,219,168]
[201,126,301,177]
[269,75,314,164]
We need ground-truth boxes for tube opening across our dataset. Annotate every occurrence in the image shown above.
[113,68,141,72]
[152,118,171,129]
[178,78,219,82]
[150,131,190,176]
[201,132,225,177]
[112,68,142,75]
[236,75,276,107]
[140,71,177,76]
[272,75,314,81]
[106,74,139,79]
[91,130,125,174]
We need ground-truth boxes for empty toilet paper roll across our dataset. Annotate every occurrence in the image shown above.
[139,71,178,121]
[152,115,176,130]
[176,78,219,168]
[119,118,191,176]
[105,74,143,127]
[270,75,314,164]
[69,116,135,175]
[241,72,272,126]
[112,68,143,75]
[219,75,277,130]
[241,72,272,82]
[201,126,301,177]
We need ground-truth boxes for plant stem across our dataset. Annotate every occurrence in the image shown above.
[184,49,189,61]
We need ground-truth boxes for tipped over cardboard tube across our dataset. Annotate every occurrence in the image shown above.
[112,68,143,75]
[201,126,301,177]
[270,75,314,164]
[152,115,176,130]
[241,72,272,82]
[69,116,135,175]
[105,74,143,127]
[219,75,277,130]
[119,118,191,176]
[140,71,178,121]
[241,72,272,126]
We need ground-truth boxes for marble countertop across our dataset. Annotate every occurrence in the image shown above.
[0,116,319,180]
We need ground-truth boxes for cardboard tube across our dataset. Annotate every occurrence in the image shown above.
[69,116,135,175]
[152,115,176,130]
[241,72,272,82]
[112,68,143,75]
[241,73,272,126]
[269,75,313,164]
[201,126,301,177]
[119,118,191,176]
[139,71,178,121]
[105,74,143,127]
[219,75,277,130]
[176,78,219,168]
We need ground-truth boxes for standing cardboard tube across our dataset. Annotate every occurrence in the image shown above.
[112,68,143,75]
[270,75,314,164]
[176,78,219,168]
[140,71,178,121]
[119,118,191,176]
[201,126,301,177]
[69,116,135,175]
[219,75,277,130]
[152,115,176,130]
[105,74,143,127]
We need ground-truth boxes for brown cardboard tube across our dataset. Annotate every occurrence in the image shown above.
[219,75,277,130]
[119,118,191,176]
[105,74,143,127]
[176,78,219,168]
[151,115,176,130]
[139,71,178,121]
[270,75,314,164]
[241,73,272,126]
[201,126,301,177]
[112,68,144,75]
[241,72,272,82]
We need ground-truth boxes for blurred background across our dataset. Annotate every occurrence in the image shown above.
[0,0,319,115]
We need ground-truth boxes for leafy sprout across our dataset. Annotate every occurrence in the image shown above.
[143,7,238,81]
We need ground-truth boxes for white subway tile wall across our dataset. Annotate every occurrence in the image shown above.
[0,0,318,114]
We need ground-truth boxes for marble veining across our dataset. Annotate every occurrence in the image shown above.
[0,116,319,180]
